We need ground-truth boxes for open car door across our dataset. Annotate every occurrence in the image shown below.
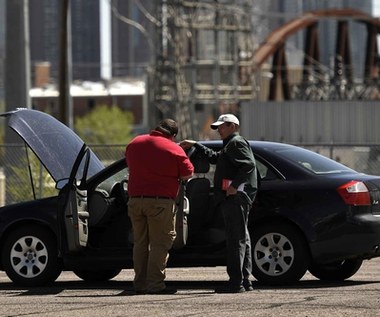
[63,184,89,251]
[61,144,90,252]
[172,180,189,250]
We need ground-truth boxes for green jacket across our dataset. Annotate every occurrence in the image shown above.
[194,132,257,205]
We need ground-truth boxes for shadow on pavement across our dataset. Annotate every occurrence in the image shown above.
[0,278,379,296]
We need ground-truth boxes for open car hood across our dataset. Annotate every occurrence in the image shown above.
[1,109,104,182]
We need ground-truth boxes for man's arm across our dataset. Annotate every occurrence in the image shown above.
[180,140,219,164]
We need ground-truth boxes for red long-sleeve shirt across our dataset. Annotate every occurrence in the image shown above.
[125,131,194,199]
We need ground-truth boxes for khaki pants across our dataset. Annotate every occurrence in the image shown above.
[128,197,177,292]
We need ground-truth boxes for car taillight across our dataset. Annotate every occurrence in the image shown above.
[337,181,371,206]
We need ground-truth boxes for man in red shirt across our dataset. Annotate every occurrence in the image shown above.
[125,119,194,295]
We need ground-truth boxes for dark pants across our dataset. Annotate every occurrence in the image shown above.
[220,193,252,287]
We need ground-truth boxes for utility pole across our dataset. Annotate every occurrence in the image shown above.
[3,0,31,205]
[5,0,30,111]
[58,0,73,128]
[5,0,31,142]
[100,0,112,80]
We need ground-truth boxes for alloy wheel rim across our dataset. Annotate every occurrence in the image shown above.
[10,236,48,278]
[254,232,295,276]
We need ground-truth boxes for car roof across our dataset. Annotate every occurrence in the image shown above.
[200,139,297,150]
[199,139,357,178]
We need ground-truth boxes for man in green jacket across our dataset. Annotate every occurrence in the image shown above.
[180,114,258,293]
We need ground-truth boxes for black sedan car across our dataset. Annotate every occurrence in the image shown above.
[1,108,380,286]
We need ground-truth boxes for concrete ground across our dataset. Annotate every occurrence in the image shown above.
[1,258,380,316]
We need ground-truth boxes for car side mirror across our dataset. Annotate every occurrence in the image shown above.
[56,178,69,190]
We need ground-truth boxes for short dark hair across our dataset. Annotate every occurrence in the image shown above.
[155,118,178,137]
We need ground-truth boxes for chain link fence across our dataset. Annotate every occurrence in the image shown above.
[299,144,380,174]
[0,144,126,206]
[0,142,379,206]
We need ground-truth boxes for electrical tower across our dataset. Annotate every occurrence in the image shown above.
[149,0,255,139]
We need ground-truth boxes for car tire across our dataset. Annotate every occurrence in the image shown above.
[308,259,363,281]
[2,225,62,286]
[251,223,310,285]
[73,269,122,282]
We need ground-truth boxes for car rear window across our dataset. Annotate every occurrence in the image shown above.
[276,147,355,174]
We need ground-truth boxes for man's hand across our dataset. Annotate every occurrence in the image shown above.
[226,185,237,196]
[179,139,196,150]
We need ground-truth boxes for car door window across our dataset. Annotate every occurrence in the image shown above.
[256,159,280,181]
[203,156,280,184]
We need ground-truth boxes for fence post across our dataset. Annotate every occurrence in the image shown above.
[0,168,6,207]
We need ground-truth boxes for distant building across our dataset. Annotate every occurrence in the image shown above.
[29,0,100,81]
[30,80,146,132]
[29,0,152,83]
[1,1,378,112]
[111,0,153,78]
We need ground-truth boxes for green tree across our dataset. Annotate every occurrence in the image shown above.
[74,105,134,144]
[7,149,57,203]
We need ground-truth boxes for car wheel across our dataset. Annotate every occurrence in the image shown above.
[73,269,122,282]
[2,225,62,286]
[308,259,363,281]
[251,223,310,285]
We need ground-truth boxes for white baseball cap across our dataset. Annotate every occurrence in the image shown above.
[210,114,240,130]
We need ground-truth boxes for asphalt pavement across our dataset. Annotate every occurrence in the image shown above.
[1,259,380,316]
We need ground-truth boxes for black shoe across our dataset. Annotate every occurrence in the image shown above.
[244,284,253,291]
[147,287,177,295]
[243,280,253,291]
[134,290,147,295]
[215,285,245,294]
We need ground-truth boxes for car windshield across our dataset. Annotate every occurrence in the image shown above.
[275,147,355,174]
